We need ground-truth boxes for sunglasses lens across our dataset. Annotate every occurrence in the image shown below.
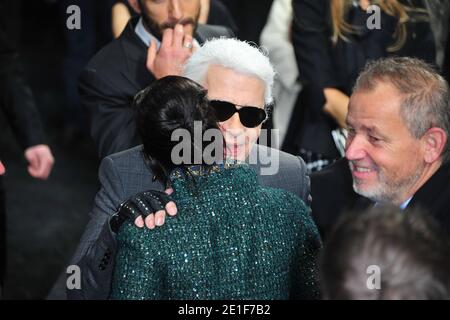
[209,100,236,122]
[239,107,267,128]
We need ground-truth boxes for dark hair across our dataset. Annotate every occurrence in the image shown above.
[133,76,220,184]
[321,206,450,300]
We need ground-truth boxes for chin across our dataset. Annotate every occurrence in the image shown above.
[353,182,383,201]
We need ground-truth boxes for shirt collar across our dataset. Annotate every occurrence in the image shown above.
[399,197,413,210]
[135,17,161,49]
[373,196,413,210]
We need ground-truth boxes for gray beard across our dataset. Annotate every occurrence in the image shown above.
[352,165,424,205]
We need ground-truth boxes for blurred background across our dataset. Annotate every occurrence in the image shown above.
[0,0,99,299]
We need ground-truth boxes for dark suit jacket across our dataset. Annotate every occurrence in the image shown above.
[311,158,450,239]
[79,17,234,159]
[0,57,47,150]
[0,0,46,150]
[67,144,312,299]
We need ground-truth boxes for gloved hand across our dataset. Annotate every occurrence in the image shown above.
[110,190,175,233]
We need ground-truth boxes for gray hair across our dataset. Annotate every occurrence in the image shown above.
[353,57,450,163]
[182,38,275,106]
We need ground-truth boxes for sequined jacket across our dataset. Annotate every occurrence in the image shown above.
[110,164,321,300]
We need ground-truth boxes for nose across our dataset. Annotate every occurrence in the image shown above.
[222,113,244,132]
[169,0,183,20]
[345,134,367,161]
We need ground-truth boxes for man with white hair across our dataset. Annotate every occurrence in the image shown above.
[67,38,311,299]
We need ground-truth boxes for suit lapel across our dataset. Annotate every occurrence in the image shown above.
[408,162,450,219]
[194,24,233,44]
[118,17,155,92]
[193,25,210,44]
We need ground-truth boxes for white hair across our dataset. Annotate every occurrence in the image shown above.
[183,38,275,105]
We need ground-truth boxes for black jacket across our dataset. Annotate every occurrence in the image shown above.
[79,17,233,159]
[0,0,46,151]
[311,158,450,239]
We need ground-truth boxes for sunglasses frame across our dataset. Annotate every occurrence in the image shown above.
[209,99,268,128]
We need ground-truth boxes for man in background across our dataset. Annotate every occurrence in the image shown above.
[312,57,450,239]
[80,0,233,159]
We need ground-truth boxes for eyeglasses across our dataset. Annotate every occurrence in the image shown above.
[209,100,267,128]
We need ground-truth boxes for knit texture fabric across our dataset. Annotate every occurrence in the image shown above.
[111,164,321,300]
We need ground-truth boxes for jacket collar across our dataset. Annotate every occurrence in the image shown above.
[118,17,154,92]
[408,161,450,217]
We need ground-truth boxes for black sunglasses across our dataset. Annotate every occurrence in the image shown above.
[209,100,267,128]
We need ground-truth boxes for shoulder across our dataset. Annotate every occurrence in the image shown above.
[83,39,124,76]
[252,144,305,172]
[102,145,147,172]
[251,144,310,202]
[100,145,165,196]
[258,186,319,240]
[80,29,137,89]
[79,40,128,95]
[263,186,308,213]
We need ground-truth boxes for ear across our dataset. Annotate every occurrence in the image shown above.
[421,127,447,164]
[127,0,142,14]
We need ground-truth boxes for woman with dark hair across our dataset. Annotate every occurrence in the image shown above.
[110,76,322,300]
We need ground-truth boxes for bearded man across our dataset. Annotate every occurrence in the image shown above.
[311,57,450,239]
[80,0,233,159]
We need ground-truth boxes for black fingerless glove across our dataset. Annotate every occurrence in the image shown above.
[110,190,173,234]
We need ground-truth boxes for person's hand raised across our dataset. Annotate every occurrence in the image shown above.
[146,24,194,79]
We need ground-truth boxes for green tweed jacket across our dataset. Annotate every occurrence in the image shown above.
[111,164,321,300]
